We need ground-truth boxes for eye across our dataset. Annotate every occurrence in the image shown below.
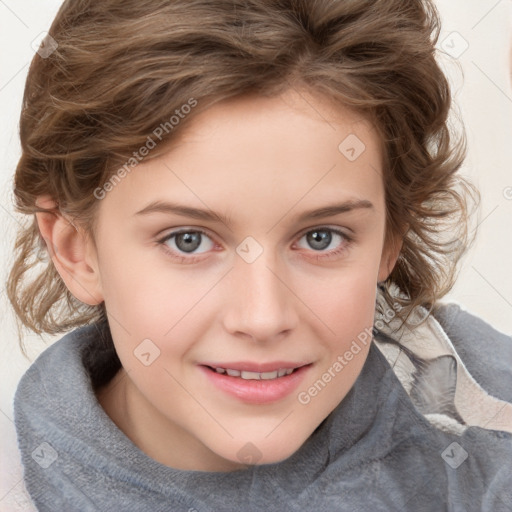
[157,226,353,264]
[294,227,352,259]
[158,228,215,261]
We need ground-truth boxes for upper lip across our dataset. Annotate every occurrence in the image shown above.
[200,361,311,372]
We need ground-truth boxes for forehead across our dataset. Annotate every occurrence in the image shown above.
[99,89,385,225]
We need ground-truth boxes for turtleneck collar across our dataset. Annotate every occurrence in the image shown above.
[14,322,418,505]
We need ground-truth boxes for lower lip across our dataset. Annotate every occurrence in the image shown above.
[199,364,312,404]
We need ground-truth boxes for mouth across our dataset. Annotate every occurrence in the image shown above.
[198,362,313,404]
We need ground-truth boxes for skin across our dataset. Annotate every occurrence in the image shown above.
[36,88,401,472]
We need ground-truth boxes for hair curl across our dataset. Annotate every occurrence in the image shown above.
[7,0,479,367]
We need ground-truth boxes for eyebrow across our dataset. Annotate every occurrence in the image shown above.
[134,198,374,227]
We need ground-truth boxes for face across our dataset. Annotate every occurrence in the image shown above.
[90,88,398,472]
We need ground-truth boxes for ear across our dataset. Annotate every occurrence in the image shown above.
[35,195,103,306]
[377,230,403,283]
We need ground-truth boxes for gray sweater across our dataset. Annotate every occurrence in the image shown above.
[14,303,512,511]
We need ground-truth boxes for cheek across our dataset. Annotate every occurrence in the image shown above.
[299,251,380,330]
[97,238,202,326]
[97,226,380,358]
[97,246,217,370]
[315,273,377,343]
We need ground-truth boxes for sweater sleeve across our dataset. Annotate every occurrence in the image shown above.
[432,303,512,404]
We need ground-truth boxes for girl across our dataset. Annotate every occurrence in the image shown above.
[8,0,512,510]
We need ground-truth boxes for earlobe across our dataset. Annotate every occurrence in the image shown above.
[35,195,103,306]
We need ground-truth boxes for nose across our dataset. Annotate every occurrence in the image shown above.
[222,248,298,343]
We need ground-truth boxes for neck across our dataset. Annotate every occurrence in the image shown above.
[95,368,248,472]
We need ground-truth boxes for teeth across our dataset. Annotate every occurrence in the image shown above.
[212,367,296,380]
[260,371,279,380]
[241,370,262,380]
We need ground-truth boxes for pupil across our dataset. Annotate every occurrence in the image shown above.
[308,230,331,250]
[176,232,201,253]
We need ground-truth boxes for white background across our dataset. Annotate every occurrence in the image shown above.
[0,0,511,509]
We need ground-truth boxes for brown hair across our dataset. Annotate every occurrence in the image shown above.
[7,0,478,362]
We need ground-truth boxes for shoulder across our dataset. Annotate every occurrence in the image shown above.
[432,302,512,403]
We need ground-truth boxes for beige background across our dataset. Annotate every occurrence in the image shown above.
[0,0,511,509]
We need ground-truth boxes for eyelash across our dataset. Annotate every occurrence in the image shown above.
[156,226,353,264]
